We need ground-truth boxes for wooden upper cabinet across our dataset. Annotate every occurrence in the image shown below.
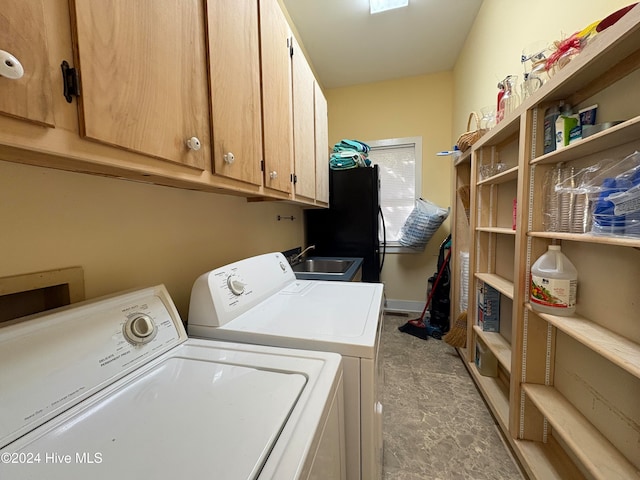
[0,0,54,127]
[69,0,210,170]
[206,0,263,186]
[259,0,293,194]
[314,83,329,204]
[291,37,316,201]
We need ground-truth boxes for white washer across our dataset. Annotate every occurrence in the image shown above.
[0,285,345,480]
[188,252,385,480]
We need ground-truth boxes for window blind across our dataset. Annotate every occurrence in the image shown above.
[369,144,416,242]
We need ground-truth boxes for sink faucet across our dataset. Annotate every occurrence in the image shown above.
[290,245,315,264]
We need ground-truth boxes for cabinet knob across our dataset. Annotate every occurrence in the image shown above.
[269,171,278,179]
[186,136,201,151]
[0,50,24,80]
[224,152,235,164]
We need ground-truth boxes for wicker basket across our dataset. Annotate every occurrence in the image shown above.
[456,112,487,152]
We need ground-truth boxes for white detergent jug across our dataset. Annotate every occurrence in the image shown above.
[530,245,578,316]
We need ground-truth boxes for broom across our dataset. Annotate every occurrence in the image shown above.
[398,247,451,340]
[441,185,471,348]
[443,310,467,348]
[457,185,471,223]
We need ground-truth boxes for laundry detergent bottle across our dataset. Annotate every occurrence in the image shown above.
[530,245,577,316]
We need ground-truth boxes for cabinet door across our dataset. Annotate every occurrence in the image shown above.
[259,0,293,194]
[207,0,263,186]
[314,82,329,204]
[0,0,54,127]
[291,37,316,201]
[69,0,210,169]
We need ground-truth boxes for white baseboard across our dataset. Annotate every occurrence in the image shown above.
[384,299,424,315]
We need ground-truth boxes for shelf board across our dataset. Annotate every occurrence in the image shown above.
[528,231,640,248]
[526,304,640,379]
[473,325,512,373]
[454,149,472,166]
[475,272,514,299]
[477,165,518,186]
[477,226,516,235]
[465,364,585,480]
[531,115,640,166]
[465,361,510,431]
[515,438,586,480]
[472,110,521,150]
[522,384,639,480]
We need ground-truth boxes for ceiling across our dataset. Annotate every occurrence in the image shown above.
[281,0,484,89]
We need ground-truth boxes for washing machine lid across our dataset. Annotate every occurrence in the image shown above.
[216,281,383,357]
[1,349,307,480]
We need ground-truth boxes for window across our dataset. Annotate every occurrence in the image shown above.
[367,137,422,251]
[369,0,409,15]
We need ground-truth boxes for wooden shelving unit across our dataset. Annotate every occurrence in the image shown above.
[474,273,514,299]
[523,384,639,479]
[450,147,472,340]
[531,114,640,167]
[526,304,640,379]
[477,165,519,186]
[514,437,585,480]
[476,226,516,235]
[473,325,511,371]
[529,230,640,248]
[467,362,510,430]
[450,6,640,478]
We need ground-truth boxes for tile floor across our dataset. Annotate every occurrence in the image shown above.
[381,314,525,480]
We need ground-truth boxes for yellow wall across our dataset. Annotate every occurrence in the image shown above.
[0,161,303,317]
[326,72,454,303]
[453,0,632,136]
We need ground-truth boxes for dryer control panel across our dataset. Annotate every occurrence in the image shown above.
[189,252,296,328]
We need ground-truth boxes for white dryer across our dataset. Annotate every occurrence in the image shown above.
[188,252,385,480]
[0,285,345,480]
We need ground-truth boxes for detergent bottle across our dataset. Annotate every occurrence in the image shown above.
[530,245,577,316]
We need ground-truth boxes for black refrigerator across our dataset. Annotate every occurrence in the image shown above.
[305,165,385,282]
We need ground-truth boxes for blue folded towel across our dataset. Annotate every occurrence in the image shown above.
[333,139,370,154]
[329,150,371,169]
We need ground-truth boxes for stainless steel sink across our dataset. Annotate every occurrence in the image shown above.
[292,258,355,274]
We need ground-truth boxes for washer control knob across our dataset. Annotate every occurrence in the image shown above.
[227,275,245,295]
[186,136,201,151]
[224,152,235,164]
[123,314,158,345]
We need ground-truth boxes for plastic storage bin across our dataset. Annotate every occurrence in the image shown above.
[475,339,498,377]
